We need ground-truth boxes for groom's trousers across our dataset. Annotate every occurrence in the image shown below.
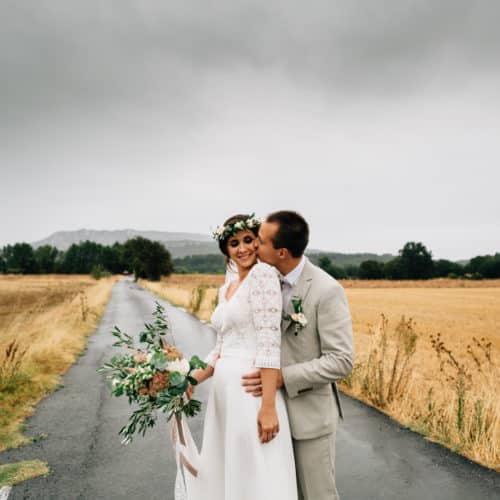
[292,404,340,500]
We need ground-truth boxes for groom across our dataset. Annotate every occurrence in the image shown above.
[242,210,354,500]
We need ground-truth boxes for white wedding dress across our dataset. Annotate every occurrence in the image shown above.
[177,262,298,500]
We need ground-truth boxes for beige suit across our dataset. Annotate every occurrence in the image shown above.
[281,259,354,500]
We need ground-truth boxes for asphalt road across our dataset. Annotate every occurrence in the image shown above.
[1,278,499,499]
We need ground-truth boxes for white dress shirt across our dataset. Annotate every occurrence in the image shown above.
[280,256,306,311]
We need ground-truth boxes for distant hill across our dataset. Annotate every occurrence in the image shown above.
[306,250,395,267]
[32,229,218,258]
[173,251,396,274]
[31,229,397,263]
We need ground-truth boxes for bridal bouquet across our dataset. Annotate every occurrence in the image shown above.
[97,301,207,444]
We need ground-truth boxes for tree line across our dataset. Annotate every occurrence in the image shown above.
[317,242,500,280]
[176,241,500,280]
[0,238,173,281]
[1,239,499,280]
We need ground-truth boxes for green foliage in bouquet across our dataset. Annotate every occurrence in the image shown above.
[97,301,207,444]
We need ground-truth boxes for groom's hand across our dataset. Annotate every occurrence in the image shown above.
[242,369,284,396]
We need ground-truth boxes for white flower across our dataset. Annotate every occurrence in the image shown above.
[167,358,190,376]
[216,226,225,236]
[246,219,254,228]
[291,312,308,327]
[111,378,120,388]
[297,313,308,326]
[234,221,243,230]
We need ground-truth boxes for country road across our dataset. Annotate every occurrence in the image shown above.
[1,277,499,499]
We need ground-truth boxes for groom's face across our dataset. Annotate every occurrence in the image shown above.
[255,221,281,266]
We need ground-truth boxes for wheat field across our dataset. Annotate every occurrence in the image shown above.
[143,274,499,470]
[0,274,119,451]
[342,285,499,471]
[140,274,225,322]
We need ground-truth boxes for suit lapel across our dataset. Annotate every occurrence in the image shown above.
[281,309,293,333]
[281,259,314,334]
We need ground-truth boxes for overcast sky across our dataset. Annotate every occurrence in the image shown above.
[1,1,499,260]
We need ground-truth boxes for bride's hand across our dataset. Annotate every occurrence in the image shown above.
[186,363,216,399]
[186,368,203,400]
[257,405,279,443]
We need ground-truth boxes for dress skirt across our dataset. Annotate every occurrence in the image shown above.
[186,353,298,500]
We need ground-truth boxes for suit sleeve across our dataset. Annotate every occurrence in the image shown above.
[282,284,354,399]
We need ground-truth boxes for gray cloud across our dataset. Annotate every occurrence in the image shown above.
[2,0,500,129]
[1,1,499,259]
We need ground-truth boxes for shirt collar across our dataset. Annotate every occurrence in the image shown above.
[282,256,306,287]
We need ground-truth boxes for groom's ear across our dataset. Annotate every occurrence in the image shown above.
[278,248,290,260]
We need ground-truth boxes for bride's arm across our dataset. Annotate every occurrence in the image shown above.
[249,263,283,443]
[186,365,214,400]
[191,362,215,383]
[198,282,225,379]
[185,326,221,399]
[185,357,216,400]
[258,368,280,442]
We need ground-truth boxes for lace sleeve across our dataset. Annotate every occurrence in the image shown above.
[248,263,282,369]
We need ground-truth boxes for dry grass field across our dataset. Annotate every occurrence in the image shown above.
[342,284,499,471]
[144,274,499,471]
[0,275,119,452]
[342,278,500,288]
[140,274,225,322]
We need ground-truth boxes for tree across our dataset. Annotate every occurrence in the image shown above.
[359,260,384,280]
[398,242,434,279]
[0,249,6,273]
[466,254,500,279]
[34,245,59,273]
[318,256,332,273]
[61,240,105,273]
[173,254,225,274]
[102,242,126,274]
[482,254,500,278]
[329,265,347,279]
[383,257,406,280]
[123,237,173,281]
[344,264,359,279]
[318,255,347,279]
[4,243,38,273]
[433,259,463,278]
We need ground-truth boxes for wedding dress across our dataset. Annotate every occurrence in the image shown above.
[175,262,298,500]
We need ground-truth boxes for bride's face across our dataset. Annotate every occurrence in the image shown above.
[226,230,258,269]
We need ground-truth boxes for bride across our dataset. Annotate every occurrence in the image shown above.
[181,213,298,500]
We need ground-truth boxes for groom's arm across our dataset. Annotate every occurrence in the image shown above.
[281,284,354,399]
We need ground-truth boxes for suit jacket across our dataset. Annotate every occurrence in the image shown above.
[281,258,354,440]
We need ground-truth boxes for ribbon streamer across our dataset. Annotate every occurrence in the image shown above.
[170,414,201,499]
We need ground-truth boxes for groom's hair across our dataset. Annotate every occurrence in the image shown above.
[266,211,309,258]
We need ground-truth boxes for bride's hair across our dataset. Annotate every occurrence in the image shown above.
[218,214,259,265]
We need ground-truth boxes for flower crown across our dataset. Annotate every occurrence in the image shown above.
[212,213,261,241]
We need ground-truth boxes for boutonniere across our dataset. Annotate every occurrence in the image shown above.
[283,296,308,335]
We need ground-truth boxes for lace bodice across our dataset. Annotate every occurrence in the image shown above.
[205,262,282,369]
